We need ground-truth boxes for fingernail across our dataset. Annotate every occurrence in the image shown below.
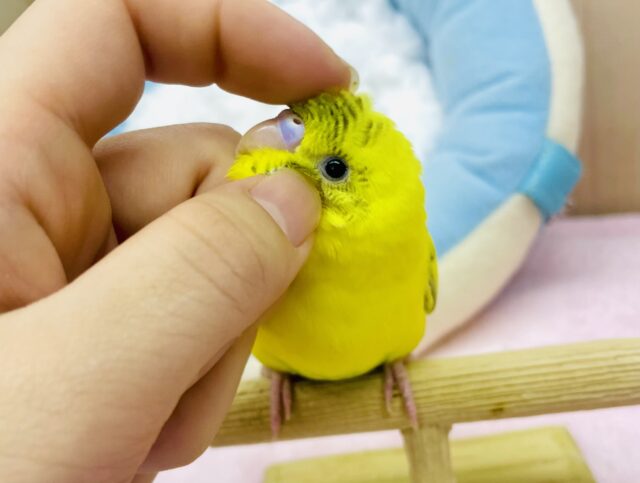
[250,170,321,247]
[348,64,360,93]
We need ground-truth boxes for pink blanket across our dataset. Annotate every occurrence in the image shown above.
[158,214,640,483]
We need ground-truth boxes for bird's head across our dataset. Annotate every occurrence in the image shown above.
[229,92,425,257]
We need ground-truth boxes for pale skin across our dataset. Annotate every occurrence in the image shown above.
[0,0,352,481]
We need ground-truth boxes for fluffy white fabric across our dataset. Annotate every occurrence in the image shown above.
[123,0,441,157]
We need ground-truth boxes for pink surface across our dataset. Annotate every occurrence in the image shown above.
[157,214,640,483]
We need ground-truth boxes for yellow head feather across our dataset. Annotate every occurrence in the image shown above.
[229,92,426,261]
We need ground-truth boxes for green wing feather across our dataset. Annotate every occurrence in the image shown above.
[424,233,438,314]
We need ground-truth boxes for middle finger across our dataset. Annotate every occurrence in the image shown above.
[94,123,241,240]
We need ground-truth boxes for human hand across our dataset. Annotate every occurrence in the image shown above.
[0,1,351,481]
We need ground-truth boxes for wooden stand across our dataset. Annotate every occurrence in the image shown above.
[402,425,454,483]
[211,339,639,482]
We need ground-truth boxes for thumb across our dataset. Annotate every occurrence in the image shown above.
[0,170,319,480]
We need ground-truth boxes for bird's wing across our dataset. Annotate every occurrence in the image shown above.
[424,232,438,314]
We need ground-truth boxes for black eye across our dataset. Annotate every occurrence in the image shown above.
[319,156,349,182]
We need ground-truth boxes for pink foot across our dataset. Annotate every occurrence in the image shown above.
[265,369,293,438]
[384,360,419,429]
[384,364,395,414]
[282,374,292,421]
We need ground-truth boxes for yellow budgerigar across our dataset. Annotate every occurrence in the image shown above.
[229,91,437,435]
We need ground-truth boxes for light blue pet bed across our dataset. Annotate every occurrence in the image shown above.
[390,0,584,352]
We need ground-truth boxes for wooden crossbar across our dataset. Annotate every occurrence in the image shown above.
[212,338,640,446]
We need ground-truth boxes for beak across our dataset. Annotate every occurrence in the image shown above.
[236,109,305,156]
[235,116,288,156]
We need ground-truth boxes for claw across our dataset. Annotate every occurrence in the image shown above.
[282,375,292,422]
[384,363,395,414]
[266,369,293,438]
[384,360,419,429]
[270,371,284,438]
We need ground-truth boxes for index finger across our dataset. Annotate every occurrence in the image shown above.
[0,0,350,309]
[0,0,351,144]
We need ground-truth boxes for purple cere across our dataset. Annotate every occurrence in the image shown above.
[277,109,305,150]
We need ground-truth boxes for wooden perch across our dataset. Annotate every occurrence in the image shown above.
[212,338,640,446]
